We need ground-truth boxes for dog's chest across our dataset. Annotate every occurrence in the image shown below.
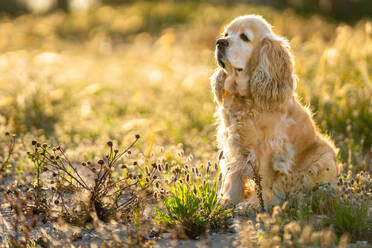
[221,95,292,148]
[221,94,254,127]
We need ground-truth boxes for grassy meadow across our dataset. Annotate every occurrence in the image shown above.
[0,1,371,247]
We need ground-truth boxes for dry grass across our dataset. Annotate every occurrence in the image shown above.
[0,1,371,247]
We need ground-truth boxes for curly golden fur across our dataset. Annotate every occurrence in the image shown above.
[211,15,340,208]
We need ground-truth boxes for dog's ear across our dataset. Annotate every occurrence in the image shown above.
[249,37,295,110]
[210,68,227,105]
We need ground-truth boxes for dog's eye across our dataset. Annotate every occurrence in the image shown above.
[224,33,228,37]
[240,33,250,42]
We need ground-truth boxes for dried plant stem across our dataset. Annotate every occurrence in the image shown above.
[247,159,265,212]
[1,133,16,171]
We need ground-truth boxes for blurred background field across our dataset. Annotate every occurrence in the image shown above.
[0,0,371,175]
[0,1,371,246]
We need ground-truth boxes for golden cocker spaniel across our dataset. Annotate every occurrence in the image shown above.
[211,15,340,209]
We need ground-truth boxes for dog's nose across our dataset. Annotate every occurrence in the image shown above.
[216,38,229,47]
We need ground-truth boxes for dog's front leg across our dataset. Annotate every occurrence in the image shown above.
[220,170,244,206]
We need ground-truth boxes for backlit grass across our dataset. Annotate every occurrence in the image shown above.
[0,1,371,246]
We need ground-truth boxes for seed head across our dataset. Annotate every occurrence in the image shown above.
[338,178,343,185]
[135,134,140,139]
[98,160,104,165]
[218,150,224,161]
[32,140,37,146]
[107,141,113,147]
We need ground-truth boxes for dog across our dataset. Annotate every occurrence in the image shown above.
[211,15,340,209]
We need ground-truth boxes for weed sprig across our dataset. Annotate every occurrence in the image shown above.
[27,134,160,224]
[0,132,16,172]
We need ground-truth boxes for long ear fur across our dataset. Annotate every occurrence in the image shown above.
[210,68,227,105]
[250,37,295,110]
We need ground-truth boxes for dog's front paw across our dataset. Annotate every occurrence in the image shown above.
[219,197,234,210]
[234,202,258,216]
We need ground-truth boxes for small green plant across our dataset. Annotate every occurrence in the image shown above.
[155,180,232,239]
[329,200,369,239]
[289,183,338,223]
[324,172,371,241]
[288,172,371,242]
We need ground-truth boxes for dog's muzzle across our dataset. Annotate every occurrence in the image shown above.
[215,38,229,69]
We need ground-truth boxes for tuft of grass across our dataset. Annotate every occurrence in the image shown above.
[236,204,338,248]
[328,200,369,240]
[325,172,372,241]
[288,172,372,242]
[155,180,232,239]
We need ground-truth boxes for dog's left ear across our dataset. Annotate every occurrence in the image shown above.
[249,37,295,109]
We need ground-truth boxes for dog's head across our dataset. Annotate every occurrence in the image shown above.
[215,15,295,109]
